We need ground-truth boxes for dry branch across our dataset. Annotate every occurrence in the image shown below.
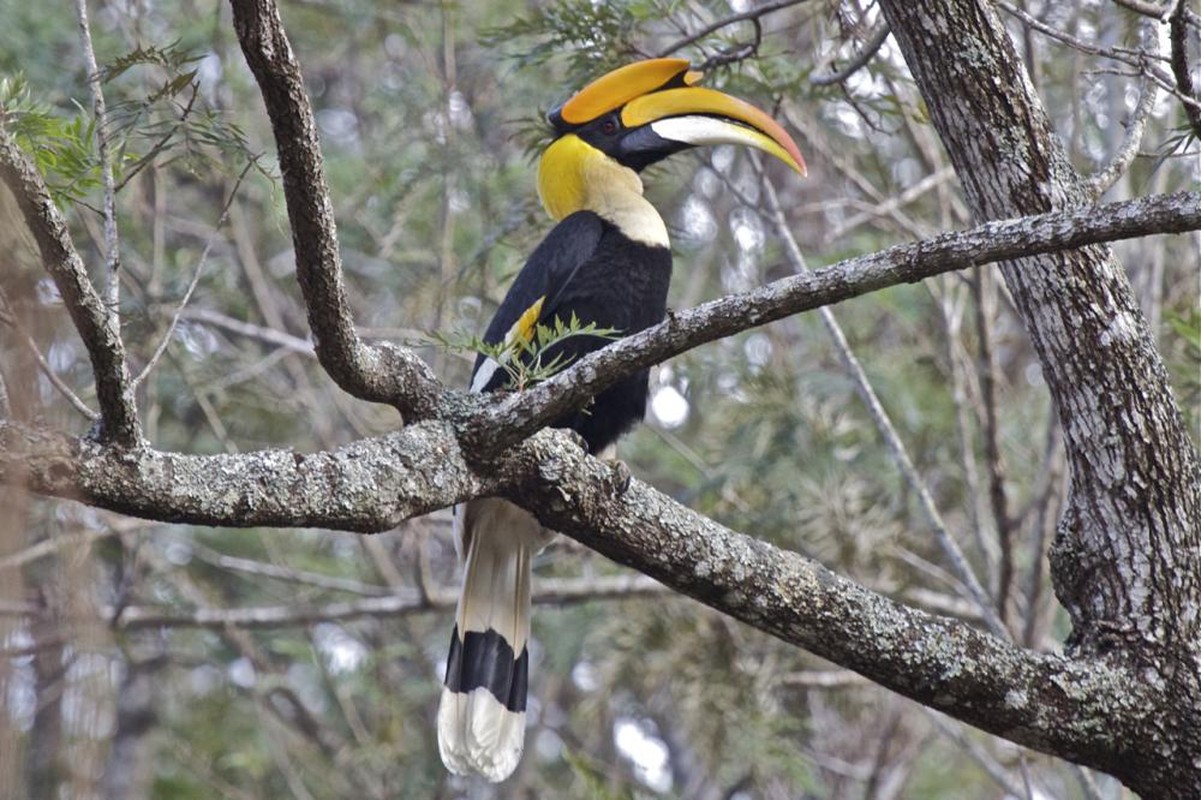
[227,0,442,419]
[0,129,140,444]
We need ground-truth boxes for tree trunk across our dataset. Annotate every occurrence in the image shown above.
[877,1,1201,795]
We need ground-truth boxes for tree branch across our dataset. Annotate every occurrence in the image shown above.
[654,0,810,58]
[0,128,140,444]
[503,431,1160,780]
[472,191,1201,455]
[1169,0,1201,138]
[5,192,1198,533]
[74,0,121,313]
[0,419,477,532]
[810,22,891,86]
[1088,18,1161,195]
[227,0,442,419]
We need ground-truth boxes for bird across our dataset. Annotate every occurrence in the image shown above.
[437,58,806,782]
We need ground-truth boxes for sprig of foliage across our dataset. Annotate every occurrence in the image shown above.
[481,0,699,89]
[432,312,620,392]
[1148,122,1200,181]
[101,40,202,84]
[0,75,103,204]
[1,40,265,207]
[101,40,262,187]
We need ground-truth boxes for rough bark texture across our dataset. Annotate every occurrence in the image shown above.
[2,193,1195,528]
[228,0,443,419]
[0,131,140,445]
[504,433,1160,772]
[0,419,477,532]
[2,0,1199,794]
[878,0,1201,794]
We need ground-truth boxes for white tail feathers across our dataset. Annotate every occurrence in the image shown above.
[438,498,552,782]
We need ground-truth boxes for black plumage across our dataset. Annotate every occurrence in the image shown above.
[473,210,672,453]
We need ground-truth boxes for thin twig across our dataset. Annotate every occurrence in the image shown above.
[74,0,122,310]
[186,539,391,597]
[926,712,1027,797]
[781,104,934,239]
[654,0,809,58]
[0,526,121,570]
[934,277,999,585]
[112,88,199,194]
[19,329,99,420]
[1110,0,1173,19]
[180,307,315,355]
[810,22,891,86]
[972,267,1014,625]
[98,574,668,629]
[760,165,1008,638]
[1020,419,1064,649]
[1089,19,1162,196]
[133,161,254,387]
[825,166,956,243]
[0,287,99,420]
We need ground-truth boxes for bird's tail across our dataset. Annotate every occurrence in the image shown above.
[437,498,548,782]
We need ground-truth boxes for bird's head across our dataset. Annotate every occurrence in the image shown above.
[537,58,806,221]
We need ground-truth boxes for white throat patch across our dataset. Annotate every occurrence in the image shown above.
[581,158,669,248]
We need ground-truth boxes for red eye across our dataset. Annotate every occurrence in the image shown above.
[601,118,618,135]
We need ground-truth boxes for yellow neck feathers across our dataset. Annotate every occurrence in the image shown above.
[536,135,669,248]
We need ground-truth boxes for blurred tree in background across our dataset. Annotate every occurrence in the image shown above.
[1,1,1197,798]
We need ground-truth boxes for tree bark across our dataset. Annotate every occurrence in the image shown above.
[2,0,1199,794]
[877,1,1201,795]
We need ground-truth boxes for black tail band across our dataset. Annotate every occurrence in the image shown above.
[443,625,529,713]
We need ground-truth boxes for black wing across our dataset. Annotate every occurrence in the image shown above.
[469,210,672,453]
[470,211,606,393]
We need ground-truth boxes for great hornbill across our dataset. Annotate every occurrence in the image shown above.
[438,58,806,782]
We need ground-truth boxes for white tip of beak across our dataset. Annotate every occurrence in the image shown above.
[650,116,806,175]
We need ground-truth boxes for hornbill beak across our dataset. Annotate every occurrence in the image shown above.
[548,58,807,177]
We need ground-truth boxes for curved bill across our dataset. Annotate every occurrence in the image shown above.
[555,58,701,126]
[622,86,807,176]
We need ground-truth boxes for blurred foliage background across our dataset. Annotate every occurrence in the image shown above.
[0,0,1197,798]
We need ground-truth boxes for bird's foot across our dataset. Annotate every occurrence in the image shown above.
[605,458,632,495]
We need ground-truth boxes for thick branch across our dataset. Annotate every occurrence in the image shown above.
[505,431,1171,781]
[7,411,1175,781]
[0,128,140,445]
[0,420,475,532]
[5,194,1198,536]
[473,191,1201,453]
[227,0,441,418]
[878,1,1200,792]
